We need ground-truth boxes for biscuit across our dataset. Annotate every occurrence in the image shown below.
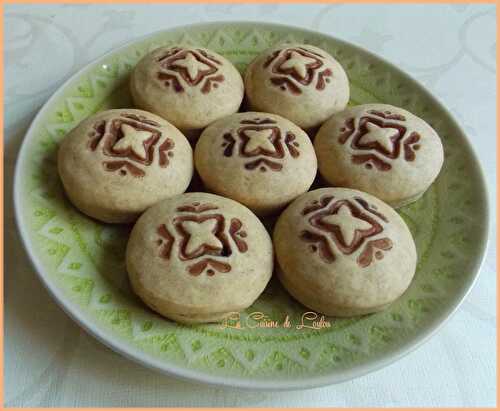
[274,187,417,317]
[244,44,349,129]
[126,192,274,323]
[314,104,444,208]
[195,112,317,216]
[58,109,193,223]
[131,46,244,133]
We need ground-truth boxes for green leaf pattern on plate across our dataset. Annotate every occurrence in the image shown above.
[18,24,487,379]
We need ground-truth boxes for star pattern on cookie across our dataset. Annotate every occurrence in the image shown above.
[242,129,277,154]
[181,219,223,255]
[279,50,317,79]
[358,122,400,153]
[170,52,212,82]
[112,124,153,160]
[319,204,373,246]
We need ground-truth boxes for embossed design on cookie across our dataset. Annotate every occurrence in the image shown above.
[263,47,333,95]
[156,47,225,94]
[300,195,392,267]
[87,113,175,177]
[156,202,248,276]
[221,117,300,172]
[338,109,421,171]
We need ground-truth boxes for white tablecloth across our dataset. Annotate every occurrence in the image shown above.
[4,4,496,407]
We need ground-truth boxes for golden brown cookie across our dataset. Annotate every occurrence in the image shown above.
[58,109,193,223]
[131,46,244,133]
[314,104,444,208]
[126,192,274,324]
[195,112,317,216]
[244,44,349,129]
[274,187,417,317]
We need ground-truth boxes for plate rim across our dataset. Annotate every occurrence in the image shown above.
[13,20,490,390]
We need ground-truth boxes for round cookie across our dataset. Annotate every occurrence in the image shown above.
[244,43,349,129]
[274,188,417,317]
[131,45,244,132]
[126,192,273,324]
[314,104,444,208]
[195,112,317,216]
[58,109,193,223]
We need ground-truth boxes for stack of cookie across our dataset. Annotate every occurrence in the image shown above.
[58,44,443,323]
